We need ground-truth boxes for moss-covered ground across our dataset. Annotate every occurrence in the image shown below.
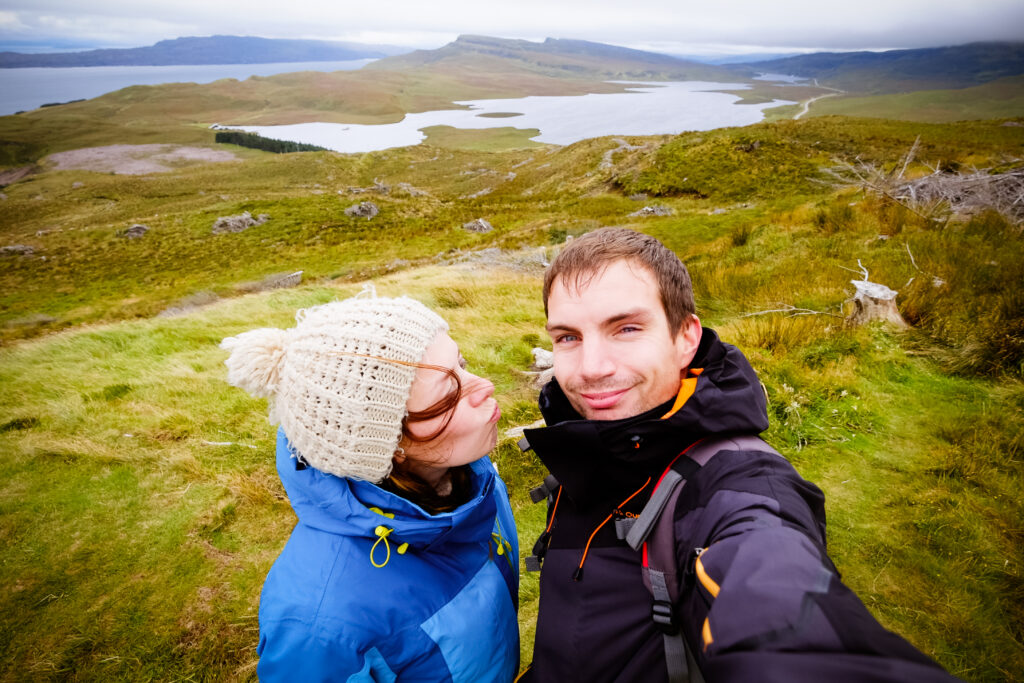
[1,112,1023,681]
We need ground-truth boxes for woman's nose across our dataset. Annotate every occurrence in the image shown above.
[465,374,495,405]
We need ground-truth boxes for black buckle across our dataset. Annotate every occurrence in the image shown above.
[531,530,551,557]
[529,474,560,503]
[525,556,542,572]
[652,600,678,635]
[529,484,549,504]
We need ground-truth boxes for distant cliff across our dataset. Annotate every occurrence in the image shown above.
[0,35,407,68]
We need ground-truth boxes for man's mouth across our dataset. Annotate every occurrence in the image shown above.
[580,388,630,411]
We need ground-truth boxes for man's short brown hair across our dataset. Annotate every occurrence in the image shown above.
[542,228,696,334]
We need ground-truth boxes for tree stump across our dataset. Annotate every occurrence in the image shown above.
[847,280,909,328]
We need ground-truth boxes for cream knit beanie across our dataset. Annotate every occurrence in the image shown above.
[220,290,448,482]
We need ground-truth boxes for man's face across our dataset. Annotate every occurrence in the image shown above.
[546,259,701,421]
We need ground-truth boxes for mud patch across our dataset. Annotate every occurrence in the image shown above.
[46,144,239,175]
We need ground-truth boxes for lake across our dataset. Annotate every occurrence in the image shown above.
[230,81,795,152]
[0,60,375,116]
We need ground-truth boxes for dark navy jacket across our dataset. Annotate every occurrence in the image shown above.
[520,328,959,682]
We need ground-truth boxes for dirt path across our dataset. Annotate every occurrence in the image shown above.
[795,80,845,120]
[45,144,239,175]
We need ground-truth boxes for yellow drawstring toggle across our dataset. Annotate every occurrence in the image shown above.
[491,530,514,570]
[371,526,394,568]
[397,543,409,554]
[368,506,395,519]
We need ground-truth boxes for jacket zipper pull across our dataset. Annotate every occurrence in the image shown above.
[683,547,704,586]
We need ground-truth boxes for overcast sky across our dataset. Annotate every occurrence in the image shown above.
[2,0,1023,55]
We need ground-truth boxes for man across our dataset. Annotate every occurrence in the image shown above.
[517,228,959,682]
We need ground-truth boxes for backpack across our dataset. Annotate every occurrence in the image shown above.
[522,434,780,683]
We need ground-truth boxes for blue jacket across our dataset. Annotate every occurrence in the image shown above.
[257,429,519,682]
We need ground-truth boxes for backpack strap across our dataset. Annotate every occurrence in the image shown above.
[637,435,780,683]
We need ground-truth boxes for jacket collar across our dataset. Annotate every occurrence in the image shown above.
[275,429,498,551]
[524,328,769,510]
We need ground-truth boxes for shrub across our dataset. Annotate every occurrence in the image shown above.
[900,211,1024,376]
[214,131,327,154]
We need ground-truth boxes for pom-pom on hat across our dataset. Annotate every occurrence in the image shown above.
[221,289,448,482]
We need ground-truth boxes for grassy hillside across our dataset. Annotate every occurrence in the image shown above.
[799,76,1024,123]
[370,34,736,81]
[5,117,1022,344]
[0,113,1022,682]
[0,35,394,68]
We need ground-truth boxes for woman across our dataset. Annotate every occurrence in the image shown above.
[221,291,519,681]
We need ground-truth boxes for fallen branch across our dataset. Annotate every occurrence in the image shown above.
[741,304,843,319]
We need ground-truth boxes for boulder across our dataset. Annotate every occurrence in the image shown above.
[629,205,673,217]
[345,202,379,219]
[122,224,150,239]
[212,211,269,234]
[462,218,493,233]
[1,244,35,256]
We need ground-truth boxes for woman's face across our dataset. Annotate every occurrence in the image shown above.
[401,332,500,486]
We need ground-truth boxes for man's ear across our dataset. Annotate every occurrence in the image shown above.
[675,316,702,371]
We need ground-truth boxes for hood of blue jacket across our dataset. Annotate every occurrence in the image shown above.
[275,429,499,552]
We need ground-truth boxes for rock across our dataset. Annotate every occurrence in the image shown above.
[0,165,37,188]
[236,270,303,293]
[345,202,379,219]
[212,211,269,234]
[1,244,35,256]
[72,182,84,189]
[462,218,493,233]
[629,205,673,217]
[531,347,553,370]
[395,182,428,197]
[122,224,150,239]
[462,187,493,199]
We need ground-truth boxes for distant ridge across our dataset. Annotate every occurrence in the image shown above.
[732,42,1024,93]
[0,35,411,68]
[369,35,736,81]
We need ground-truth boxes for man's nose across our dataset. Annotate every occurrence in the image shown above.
[578,337,616,381]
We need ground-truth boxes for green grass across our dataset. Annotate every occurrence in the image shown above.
[420,125,545,151]
[803,75,1024,123]
[1,114,1023,681]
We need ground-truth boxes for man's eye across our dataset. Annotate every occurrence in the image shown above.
[555,334,579,344]
[619,325,640,334]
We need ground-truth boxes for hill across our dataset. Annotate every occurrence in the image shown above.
[733,41,1024,94]
[0,35,406,68]
[797,74,1024,123]
[0,115,1022,681]
[369,34,736,81]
